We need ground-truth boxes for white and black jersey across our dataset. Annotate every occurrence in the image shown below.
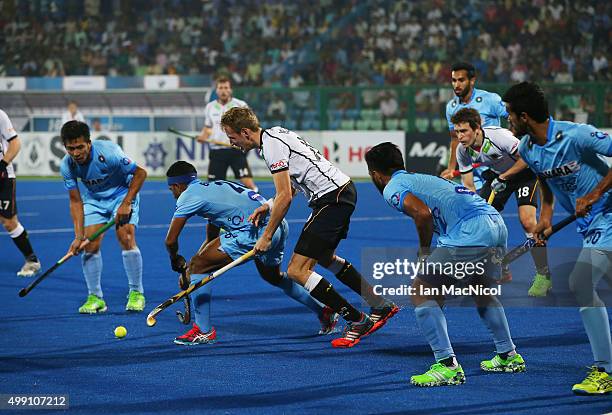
[457,126,520,175]
[203,97,248,149]
[260,126,350,203]
[0,109,18,179]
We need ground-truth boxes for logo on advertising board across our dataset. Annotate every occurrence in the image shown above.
[323,141,340,163]
[143,141,168,171]
[22,136,45,170]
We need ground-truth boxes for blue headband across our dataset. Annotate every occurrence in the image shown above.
[167,173,198,185]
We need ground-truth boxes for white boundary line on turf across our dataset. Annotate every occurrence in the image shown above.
[12,214,567,235]
[18,184,278,201]
[17,216,396,235]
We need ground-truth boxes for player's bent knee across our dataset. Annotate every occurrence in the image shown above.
[1,216,18,231]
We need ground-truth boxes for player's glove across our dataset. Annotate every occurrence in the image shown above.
[0,160,8,180]
[170,254,187,273]
[491,177,507,193]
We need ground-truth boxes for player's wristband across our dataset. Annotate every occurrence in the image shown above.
[265,198,274,210]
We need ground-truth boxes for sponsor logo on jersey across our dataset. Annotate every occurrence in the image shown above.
[83,177,105,186]
[455,186,475,195]
[538,160,580,179]
[270,159,289,171]
[98,155,106,163]
[593,131,609,139]
[391,192,400,207]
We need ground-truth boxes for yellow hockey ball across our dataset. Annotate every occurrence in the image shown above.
[114,326,127,338]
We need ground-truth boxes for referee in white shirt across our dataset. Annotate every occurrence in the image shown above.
[197,76,257,190]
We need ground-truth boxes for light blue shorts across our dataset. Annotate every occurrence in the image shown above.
[220,219,289,267]
[438,213,508,249]
[420,214,507,284]
[582,211,612,249]
[83,194,140,227]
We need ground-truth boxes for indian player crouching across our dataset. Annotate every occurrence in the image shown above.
[366,142,525,387]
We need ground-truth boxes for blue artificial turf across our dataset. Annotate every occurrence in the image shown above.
[1,181,610,414]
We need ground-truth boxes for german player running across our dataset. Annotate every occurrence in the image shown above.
[164,161,337,345]
[366,142,525,387]
[221,107,398,348]
[197,76,257,191]
[0,109,41,277]
[60,121,147,314]
[503,82,612,395]
[452,108,552,296]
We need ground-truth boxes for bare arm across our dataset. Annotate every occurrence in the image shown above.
[67,188,85,255]
[165,216,188,256]
[402,193,434,251]
[116,166,147,225]
[2,136,21,163]
[498,155,529,181]
[165,216,189,272]
[576,167,612,217]
[440,131,458,179]
[197,126,213,143]
[254,170,292,253]
[461,171,476,192]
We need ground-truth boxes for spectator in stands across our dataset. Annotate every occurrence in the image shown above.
[267,96,287,121]
[61,101,85,126]
[379,91,398,129]
[0,0,609,88]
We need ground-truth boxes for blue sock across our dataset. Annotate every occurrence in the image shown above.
[191,274,213,332]
[477,297,515,355]
[580,306,612,372]
[277,272,324,317]
[82,251,103,298]
[122,247,143,293]
[414,300,454,361]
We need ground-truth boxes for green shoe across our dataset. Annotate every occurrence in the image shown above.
[528,273,552,297]
[79,294,107,314]
[126,290,145,312]
[410,362,465,387]
[572,366,612,395]
[481,353,526,373]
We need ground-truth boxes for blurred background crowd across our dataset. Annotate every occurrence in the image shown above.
[1,0,609,86]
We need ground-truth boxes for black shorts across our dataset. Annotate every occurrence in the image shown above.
[479,169,539,212]
[0,178,17,219]
[294,181,356,260]
[208,149,252,180]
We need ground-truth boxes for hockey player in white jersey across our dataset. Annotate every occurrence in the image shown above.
[0,109,41,277]
[452,108,552,296]
[220,107,398,349]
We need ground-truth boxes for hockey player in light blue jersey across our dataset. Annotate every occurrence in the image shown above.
[504,81,612,395]
[366,142,525,387]
[164,161,337,345]
[60,121,147,314]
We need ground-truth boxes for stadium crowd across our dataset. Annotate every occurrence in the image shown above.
[0,0,609,85]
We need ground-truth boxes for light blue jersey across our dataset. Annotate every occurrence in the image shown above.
[445,88,508,131]
[174,179,287,266]
[60,140,139,226]
[384,170,499,246]
[518,118,612,245]
[60,140,137,199]
[174,179,267,229]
